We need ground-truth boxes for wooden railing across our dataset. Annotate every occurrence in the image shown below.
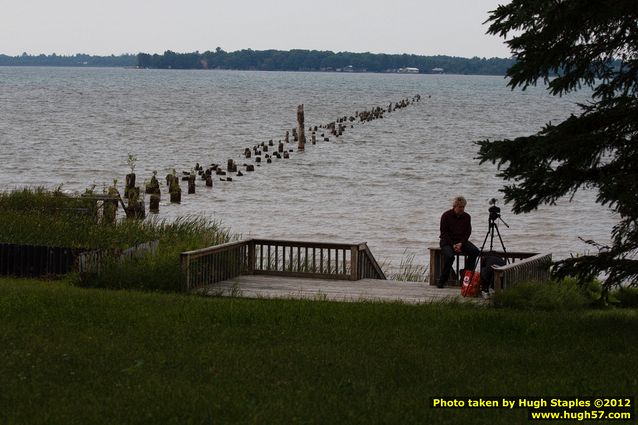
[493,253,552,292]
[77,240,159,274]
[428,247,540,286]
[181,239,387,291]
[357,243,387,280]
[180,240,251,291]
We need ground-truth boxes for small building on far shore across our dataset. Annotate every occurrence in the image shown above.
[398,67,419,74]
[431,67,444,74]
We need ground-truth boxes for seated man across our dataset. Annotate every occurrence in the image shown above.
[437,196,480,288]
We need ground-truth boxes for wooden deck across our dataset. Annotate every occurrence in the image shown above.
[194,275,484,304]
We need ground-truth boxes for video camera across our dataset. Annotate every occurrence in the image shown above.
[488,198,501,222]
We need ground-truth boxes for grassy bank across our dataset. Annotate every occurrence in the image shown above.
[1,278,636,425]
[0,187,234,291]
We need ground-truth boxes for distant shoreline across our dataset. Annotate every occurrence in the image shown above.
[1,49,515,76]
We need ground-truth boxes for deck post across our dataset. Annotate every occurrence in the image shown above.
[493,269,504,293]
[247,239,255,275]
[180,252,190,291]
[428,248,440,285]
[350,245,359,280]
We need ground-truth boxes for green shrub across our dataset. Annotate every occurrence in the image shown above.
[492,279,589,310]
[613,286,638,308]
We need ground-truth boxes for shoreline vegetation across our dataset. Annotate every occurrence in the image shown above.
[2,187,638,307]
[0,49,515,75]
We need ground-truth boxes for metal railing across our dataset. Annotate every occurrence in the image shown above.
[181,239,387,291]
[493,253,552,292]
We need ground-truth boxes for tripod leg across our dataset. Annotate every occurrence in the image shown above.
[474,221,494,273]
[493,223,509,264]
[480,224,491,254]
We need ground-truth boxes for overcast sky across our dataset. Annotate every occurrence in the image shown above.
[0,0,511,58]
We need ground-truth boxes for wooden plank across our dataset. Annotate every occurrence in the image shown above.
[254,270,351,280]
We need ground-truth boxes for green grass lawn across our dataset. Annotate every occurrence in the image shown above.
[1,278,636,425]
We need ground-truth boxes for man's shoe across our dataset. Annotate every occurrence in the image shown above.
[437,282,445,288]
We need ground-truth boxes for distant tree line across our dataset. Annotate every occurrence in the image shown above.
[137,48,515,75]
[0,53,137,67]
[0,49,516,75]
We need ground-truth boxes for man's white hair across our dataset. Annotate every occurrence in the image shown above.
[453,196,467,207]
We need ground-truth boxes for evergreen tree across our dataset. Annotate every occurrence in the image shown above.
[477,0,638,294]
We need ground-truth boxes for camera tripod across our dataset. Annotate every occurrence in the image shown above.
[478,209,510,264]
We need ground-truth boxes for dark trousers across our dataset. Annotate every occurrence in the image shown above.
[438,240,480,286]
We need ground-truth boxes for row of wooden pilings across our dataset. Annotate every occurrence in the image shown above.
[110,94,423,219]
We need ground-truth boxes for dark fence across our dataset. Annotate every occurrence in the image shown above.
[1,240,159,278]
[0,243,85,277]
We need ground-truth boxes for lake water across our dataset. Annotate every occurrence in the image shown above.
[0,67,616,275]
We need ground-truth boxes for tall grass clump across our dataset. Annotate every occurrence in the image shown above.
[386,250,428,281]
[492,278,590,310]
[0,186,97,215]
[76,216,234,292]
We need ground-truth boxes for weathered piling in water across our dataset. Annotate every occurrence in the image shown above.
[149,194,160,213]
[145,172,160,195]
[125,173,136,198]
[145,172,161,213]
[297,104,306,151]
[103,184,119,224]
[169,172,181,203]
[126,187,145,219]
[188,173,196,194]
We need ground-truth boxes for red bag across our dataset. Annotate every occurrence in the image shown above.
[461,270,481,297]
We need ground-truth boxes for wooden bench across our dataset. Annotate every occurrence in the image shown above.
[428,247,541,287]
